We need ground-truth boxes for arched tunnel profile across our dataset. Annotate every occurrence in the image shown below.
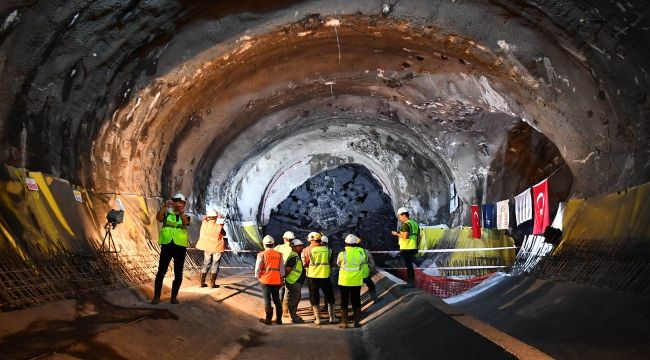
[0,1,649,359]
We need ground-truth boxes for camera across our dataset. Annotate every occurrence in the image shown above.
[106,209,124,229]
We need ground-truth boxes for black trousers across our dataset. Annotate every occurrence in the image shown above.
[363,276,376,293]
[307,277,335,305]
[340,285,361,308]
[400,249,417,282]
[154,242,187,297]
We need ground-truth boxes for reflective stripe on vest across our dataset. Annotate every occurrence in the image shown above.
[399,219,419,250]
[307,246,330,278]
[159,212,189,247]
[284,251,303,285]
[259,249,283,285]
[338,247,365,286]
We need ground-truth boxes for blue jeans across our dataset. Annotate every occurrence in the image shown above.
[260,283,282,308]
[201,251,222,274]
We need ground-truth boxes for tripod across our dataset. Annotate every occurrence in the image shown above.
[100,222,120,254]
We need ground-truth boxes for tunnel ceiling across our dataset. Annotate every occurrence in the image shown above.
[1,1,648,223]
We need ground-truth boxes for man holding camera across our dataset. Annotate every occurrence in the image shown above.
[151,193,190,304]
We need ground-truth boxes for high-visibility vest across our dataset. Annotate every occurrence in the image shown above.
[159,212,189,247]
[361,249,370,278]
[338,247,365,286]
[284,251,303,285]
[258,249,283,285]
[399,219,419,250]
[307,246,330,278]
[274,243,292,262]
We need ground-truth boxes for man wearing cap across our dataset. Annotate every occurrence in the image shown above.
[304,232,339,325]
[337,234,367,328]
[255,235,285,325]
[195,210,226,288]
[151,193,191,304]
[284,239,306,323]
[391,207,419,288]
[275,231,295,318]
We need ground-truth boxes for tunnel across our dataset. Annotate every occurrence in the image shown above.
[0,1,649,359]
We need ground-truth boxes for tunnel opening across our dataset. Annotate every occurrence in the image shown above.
[263,163,395,255]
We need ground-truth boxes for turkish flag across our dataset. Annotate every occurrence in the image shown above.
[532,179,550,234]
[471,204,481,239]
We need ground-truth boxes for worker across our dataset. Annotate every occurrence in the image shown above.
[304,232,339,325]
[255,235,285,325]
[275,231,295,319]
[360,238,379,303]
[337,234,366,328]
[391,207,419,288]
[195,210,226,288]
[151,193,190,305]
[284,239,306,323]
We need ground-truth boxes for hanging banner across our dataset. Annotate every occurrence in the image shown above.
[532,178,550,234]
[73,190,83,202]
[482,203,495,228]
[515,188,532,226]
[496,199,510,229]
[26,177,39,191]
[471,204,481,239]
[115,197,125,211]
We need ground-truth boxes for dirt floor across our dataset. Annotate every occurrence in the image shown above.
[0,270,550,360]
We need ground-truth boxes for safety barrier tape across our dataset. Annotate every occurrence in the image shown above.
[382,265,510,270]
[370,246,517,254]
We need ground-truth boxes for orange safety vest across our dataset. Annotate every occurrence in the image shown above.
[258,249,283,285]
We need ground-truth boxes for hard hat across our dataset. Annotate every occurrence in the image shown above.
[283,231,295,240]
[216,218,225,225]
[291,239,304,247]
[321,235,328,244]
[345,234,360,244]
[396,207,409,216]
[206,209,218,217]
[173,193,187,202]
[262,235,275,245]
[307,232,322,241]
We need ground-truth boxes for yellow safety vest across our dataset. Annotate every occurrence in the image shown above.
[307,246,330,278]
[399,219,419,250]
[361,249,370,278]
[284,251,303,285]
[159,212,188,247]
[338,247,365,286]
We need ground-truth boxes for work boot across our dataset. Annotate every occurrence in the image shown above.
[151,279,162,304]
[353,307,361,328]
[338,307,348,329]
[289,306,304,323]
[275,305,283,325]
[328,303,340,324]
[210,273,219,288]
[282,300,289,319]
[312,305,321,325]
[370,289,379,303]
[259,307,273,325]
[200,272,208,288]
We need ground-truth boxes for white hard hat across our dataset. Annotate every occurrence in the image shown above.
[283,231,295,240]
[321,235,328,244]
[173,193,187,202]
[307,232,322,241]
[345,234,360,244]
[396,207,409,216]
[216,218,225,225]
[206,209,218,217]
[291,239,304,247]
[262,235,275,245]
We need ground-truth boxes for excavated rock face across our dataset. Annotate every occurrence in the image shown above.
[0,1,648,226]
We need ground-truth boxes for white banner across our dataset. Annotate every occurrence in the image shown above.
[514,188,532,226]
[496,199,510,229]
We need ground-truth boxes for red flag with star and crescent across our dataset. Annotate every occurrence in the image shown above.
[471,204,481,239]
[532,179,550,235]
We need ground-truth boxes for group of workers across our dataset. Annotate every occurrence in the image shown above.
[149,193,420,330]
[255,230,378,328]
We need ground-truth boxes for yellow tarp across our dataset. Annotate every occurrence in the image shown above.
[417,226,516,264]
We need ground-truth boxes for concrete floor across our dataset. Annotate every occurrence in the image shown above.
[0,270,551,360]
